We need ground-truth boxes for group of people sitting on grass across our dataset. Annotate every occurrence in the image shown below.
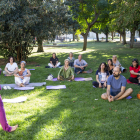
[0,53,140,132]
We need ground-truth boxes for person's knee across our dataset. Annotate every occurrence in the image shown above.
[101,94,107,100]
[92,81,96,85]
[128,88,133,93]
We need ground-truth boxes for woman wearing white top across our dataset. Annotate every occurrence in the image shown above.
[3,57,18,76]
[14,61,31,87]
[112,55,126,72]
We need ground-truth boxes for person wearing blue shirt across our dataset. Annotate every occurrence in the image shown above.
[101,66,133,102]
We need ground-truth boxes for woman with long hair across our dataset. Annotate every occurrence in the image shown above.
[107,59,114,75]
[92,62,109,88]
[129,58,140,85]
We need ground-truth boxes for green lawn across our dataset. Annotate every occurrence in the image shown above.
[0,41,140,140]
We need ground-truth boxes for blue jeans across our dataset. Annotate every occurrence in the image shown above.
[69,62,74,67]
[74,64,86,73]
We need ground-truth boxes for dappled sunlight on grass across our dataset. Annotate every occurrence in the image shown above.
[0,41,140,139]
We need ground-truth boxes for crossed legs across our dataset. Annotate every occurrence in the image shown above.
[101,88,133,101]
[15,77,30,87]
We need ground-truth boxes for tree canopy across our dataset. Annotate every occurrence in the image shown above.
[65,0,115,50]
[0,0,69,61]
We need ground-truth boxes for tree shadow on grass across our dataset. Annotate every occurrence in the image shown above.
[0,44,140,139]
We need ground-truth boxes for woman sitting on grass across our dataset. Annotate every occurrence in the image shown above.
[112,55,126,72]
[3,56,18,76]
[107,59,114,75]
[48,53,61,68]
[57,59,74,81]
[0,95,18,132]
[92,62,109,88]
[67,52,75,67]
[14,61,31,87]
[129,58,140,85]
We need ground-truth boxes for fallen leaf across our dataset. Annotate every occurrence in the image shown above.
[115,110,117,112]
[79,131,83,134]
[137,129,139,131]
[93,106,95,108]
[109,108,111,110]
[73,101,75,103]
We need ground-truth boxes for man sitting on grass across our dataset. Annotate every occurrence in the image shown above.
[101,66,133,102]
[74,54,92,74]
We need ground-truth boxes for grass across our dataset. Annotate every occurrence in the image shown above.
[0,41,140,140]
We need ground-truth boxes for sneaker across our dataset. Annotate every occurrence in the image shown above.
[7,86,11,89]
[3,86,7,90]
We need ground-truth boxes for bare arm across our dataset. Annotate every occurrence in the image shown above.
[13,67,18,73]
[14,70,23,78]
[74,65,81,68]
[103,76,109,87]
[130,70,140,76]
[55,61,58,67]
[96,75,100,83]
[83,64,88,67]
[14,73,19,77]
[106,85,111,97]
[4,67,10,74]
[113,86,126,100]
[24,70,31,77]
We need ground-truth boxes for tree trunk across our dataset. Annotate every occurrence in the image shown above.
[139,30,140,37]
[122,29,127,45]
[37,38,44,52]
[17,46,20,62]
[114,32,115,37]
[122,33,127,45]
[83,34,88,51]
[112,32,113,40]
[96,33,99,42]
[106,34,108,42]
[73,32,75,41]
[120,34,121,42]
[130,29,135,48]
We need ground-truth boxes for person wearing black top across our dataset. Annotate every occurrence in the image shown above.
[107,59,114,75]
[48,53,61,68]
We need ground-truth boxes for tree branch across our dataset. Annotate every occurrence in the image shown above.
[81,33,85,36]
[85,18,89,25]
[89,13,100,28]
[93,4,96,14]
